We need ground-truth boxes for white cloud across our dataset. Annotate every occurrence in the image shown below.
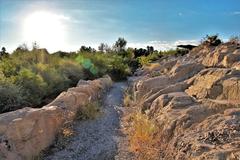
[232,11,240,15]
[128,40,199,51]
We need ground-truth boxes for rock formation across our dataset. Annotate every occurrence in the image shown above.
[0,76,112,160]
[132,42,240,159]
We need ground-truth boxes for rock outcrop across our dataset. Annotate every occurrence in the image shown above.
[132,42,240,159]
[0,76,112,160]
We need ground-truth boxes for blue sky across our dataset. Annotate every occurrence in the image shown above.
[0,0,240,52]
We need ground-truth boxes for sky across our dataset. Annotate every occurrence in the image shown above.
[0,0,240,53]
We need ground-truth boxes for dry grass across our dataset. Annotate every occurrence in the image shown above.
[75,101,101,120]
[123,93,132,107]
[123,87,135,108]
[128,112,160,160]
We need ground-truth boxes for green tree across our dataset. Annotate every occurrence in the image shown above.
[114,37,127,52]
[98,43,111,53]
[0,47,9,58]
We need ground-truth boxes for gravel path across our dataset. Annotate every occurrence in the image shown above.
[44,82,134,160]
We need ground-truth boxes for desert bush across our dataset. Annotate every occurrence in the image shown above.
[58,60,84,86]
[0,79,26,112]
[128,112,160,160]
[123,89,134,107]
[15,68,47,105]
[35,63,69,96]
[75,53,131,81]
[201,34,222,46]
[0,49,85,113]
[138,52,161,66]
[0,47,133,113]
[229,36,240,44]
[75,101,101,120]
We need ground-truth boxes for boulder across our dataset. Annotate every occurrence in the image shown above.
[0,106,64,160]
[0,76,113,160]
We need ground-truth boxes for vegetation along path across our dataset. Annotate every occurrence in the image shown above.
[44,82,134,160]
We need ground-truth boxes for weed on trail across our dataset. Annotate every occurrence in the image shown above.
[75,101,101,120]
[127,112,161,160]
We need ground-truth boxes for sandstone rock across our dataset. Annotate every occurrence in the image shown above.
[148,92,196,118]
[217,77,240,100]
[170,62,204,82]
[222,51,240,67]
[142,81,190,110]
[77,79,90,86]
[200,43,240,68]
[47,91,89,113]
[135,58,177,76]
[185,68,240,100]
[135,75,173,100]
[0,76,113,160]
[131,42,240,159]
[0,106,64,160]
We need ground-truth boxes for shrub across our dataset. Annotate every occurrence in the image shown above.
[201,34,222,46]
[128,113,160,160]
[229,36,240,44]
[58,60,84,86]
[75,53,131,81]
[0,49,87,113]
[75,101,101,120]
[0,80,25,113]
[138,52,161,66]
[15,68,47,105]
[35,63,70,96]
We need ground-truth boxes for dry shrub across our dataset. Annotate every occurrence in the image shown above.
[75,101,101,120]
[124,92,132,107]
[128,112,160,160]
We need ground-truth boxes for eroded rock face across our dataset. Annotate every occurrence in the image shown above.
[0,76,112,160]
[132,42,240,159]
[185,68,240,100]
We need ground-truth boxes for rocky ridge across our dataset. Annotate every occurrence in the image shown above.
[132,41,240,159]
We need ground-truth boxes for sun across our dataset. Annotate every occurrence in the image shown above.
[23,11,66,50]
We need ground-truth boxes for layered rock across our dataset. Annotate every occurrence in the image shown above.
[132,42,240,159]
[0,76,112,160]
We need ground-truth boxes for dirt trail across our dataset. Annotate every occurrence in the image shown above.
[44,82,134,160]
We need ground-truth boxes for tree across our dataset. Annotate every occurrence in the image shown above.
[32,41,39,50]
[147,46,154,54]
[202,34,222,46]
[98,43,111,53]
[15,43,29,52]
[0,47,9,58]
[98,43,105,52]
[114,37,127,52]
[79,46,95,53]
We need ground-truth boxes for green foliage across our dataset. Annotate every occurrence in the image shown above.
[0,77,26,113]
[160,49,178,56]
[113,37,127,52]
[0,47,134,113]
[201,34,222,46]
[15,68,47,105]
[0,49,85,113]
[138,52,160,66]
[75,52,131,81]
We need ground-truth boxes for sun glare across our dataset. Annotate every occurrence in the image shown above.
[23,11,66,50]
